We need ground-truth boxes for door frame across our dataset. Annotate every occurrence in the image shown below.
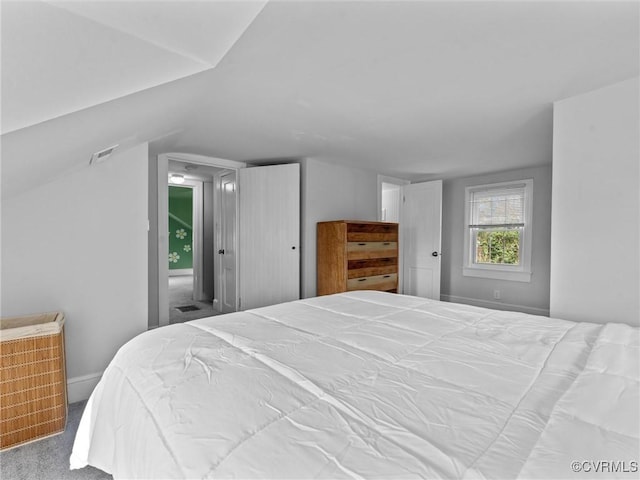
[154,153,245,328]
[212,169,238,314]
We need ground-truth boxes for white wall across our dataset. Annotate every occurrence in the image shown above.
[551,78,639,326]
[1,143,149,401]
[441,165,552,315]
[300,158,378,298]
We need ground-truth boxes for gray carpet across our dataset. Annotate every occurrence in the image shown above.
[0,401,112,480]
[169,274,219,323]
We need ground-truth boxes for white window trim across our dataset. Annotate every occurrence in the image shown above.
[463,179,533,283]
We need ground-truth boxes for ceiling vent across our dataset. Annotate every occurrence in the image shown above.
[90,144,119,165]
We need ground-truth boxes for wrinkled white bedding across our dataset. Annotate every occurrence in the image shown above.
[70,291,639,479]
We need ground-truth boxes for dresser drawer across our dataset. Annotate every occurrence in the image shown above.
[349,257,397,268]
[347,242,397,260]
[348,257,397,278]
[347,231,397,242]
[347,273,397,291]
[347,223,397,234]
[348,265,397,279]
[347,222,398,242]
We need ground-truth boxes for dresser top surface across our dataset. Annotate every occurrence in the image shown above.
[317,220,398,226]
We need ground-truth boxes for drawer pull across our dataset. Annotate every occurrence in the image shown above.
[383,242,390,245]
[383,275,391,278]
[358,278,367,282]
[358,243,366,246]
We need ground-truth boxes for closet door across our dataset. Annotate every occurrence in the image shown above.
[239,163,300,310]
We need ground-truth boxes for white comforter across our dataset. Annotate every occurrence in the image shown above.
[71,291,639,479]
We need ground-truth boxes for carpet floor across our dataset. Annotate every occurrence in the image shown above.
[169,274,219,323]
[0,401,112,480]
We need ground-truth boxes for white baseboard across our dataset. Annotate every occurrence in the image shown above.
[169,269,193,277]
[440,294,550,317]
[67,372,103,403]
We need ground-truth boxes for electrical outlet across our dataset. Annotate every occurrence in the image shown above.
[493,289,501,300]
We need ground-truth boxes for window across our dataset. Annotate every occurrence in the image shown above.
[463,179,533,282]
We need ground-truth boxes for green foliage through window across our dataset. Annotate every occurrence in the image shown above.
[474,229,520,265]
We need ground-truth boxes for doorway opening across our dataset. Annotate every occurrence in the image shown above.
[149,154,301,329]
[377,175,409,223]
[377,175,410,291]
[167,164,214,323]
[380,183,402,222]
[377,175,444,300]
[150,153,246,329]
[166,179,217,323]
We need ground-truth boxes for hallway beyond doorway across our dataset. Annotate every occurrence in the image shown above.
[169,275,218,324]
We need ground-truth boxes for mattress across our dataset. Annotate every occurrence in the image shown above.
[70,291,639,479]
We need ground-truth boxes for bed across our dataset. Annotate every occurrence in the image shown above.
[70,291,639,479]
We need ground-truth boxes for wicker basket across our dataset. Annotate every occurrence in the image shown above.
[0,312,67,450]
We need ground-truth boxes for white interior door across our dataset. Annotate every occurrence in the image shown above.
[401,180,442,299]
[217,171,237,313]
[239,163,300,310]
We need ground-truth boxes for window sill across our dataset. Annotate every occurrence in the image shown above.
[463,267,532,283]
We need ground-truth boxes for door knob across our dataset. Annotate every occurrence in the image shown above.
[218,249,225,254]
[432,251,440,257]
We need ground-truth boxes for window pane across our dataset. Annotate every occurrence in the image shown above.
[470,188,524,226]
[474,229,520,265]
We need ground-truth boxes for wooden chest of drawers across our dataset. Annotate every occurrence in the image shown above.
[317,220,399,295]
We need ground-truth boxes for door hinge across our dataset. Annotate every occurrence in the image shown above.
[238,297,241,310]
[403,196,406,203]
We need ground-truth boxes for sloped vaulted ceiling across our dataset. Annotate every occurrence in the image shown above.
[1,1,638,200]
[1,0,267,133]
